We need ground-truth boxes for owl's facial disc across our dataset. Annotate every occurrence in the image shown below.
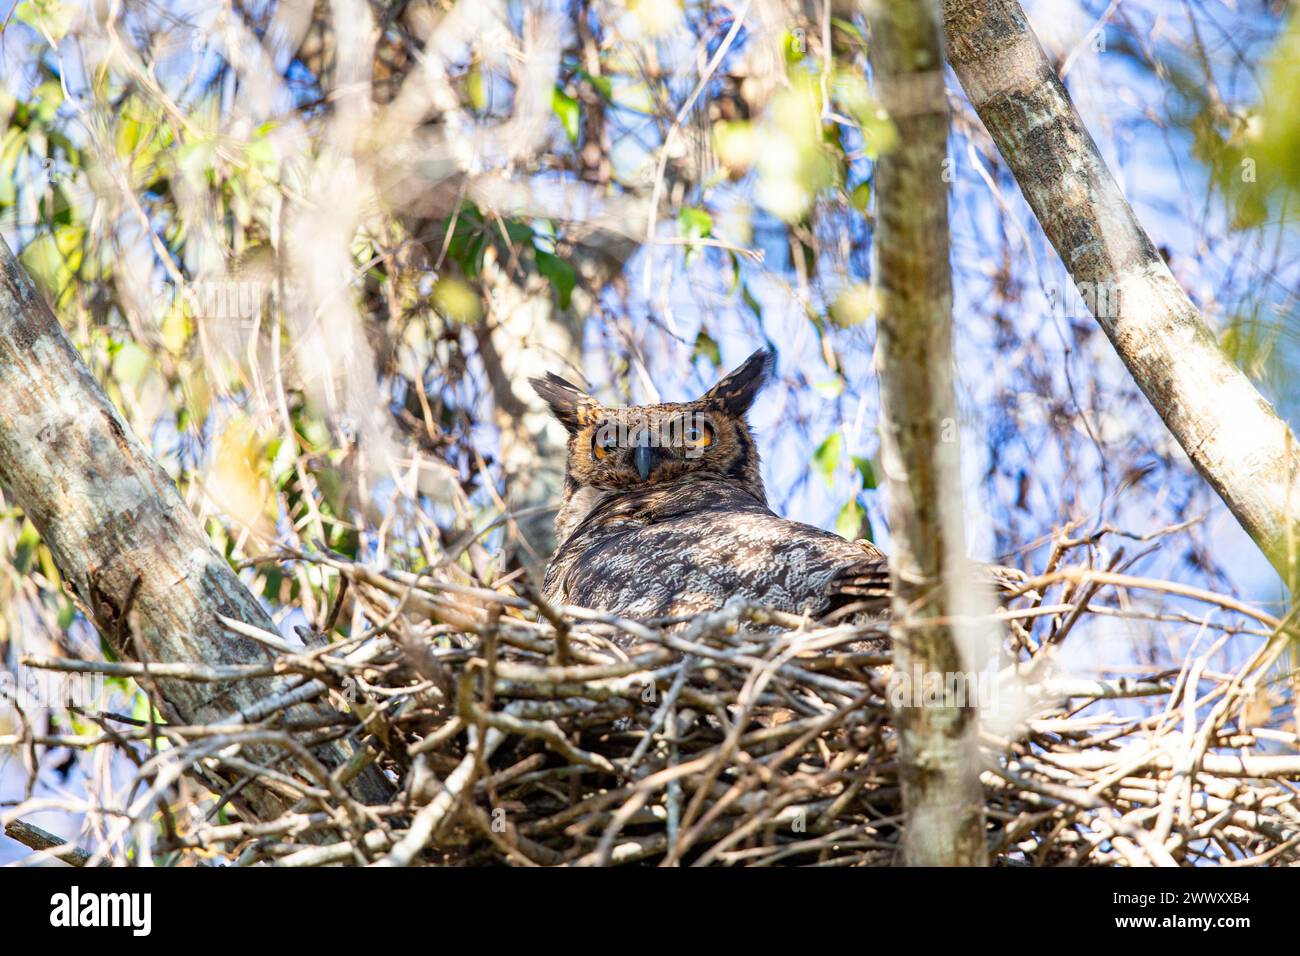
[544,352,772,541]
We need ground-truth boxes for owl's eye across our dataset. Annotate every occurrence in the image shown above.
[592,429,619,460]
[682,421,714,448]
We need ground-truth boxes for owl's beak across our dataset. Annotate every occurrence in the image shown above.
[633,441,659,481]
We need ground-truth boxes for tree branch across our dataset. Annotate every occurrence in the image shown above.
[944,0,1300,589]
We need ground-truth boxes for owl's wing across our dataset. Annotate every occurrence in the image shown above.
[819,545,1032,625]
[819,539,892,624]
[542,477,1027,629]
[545,481,889,622]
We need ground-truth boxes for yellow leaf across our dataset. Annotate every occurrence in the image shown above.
[433,277,482,324]
[208,418,273,534]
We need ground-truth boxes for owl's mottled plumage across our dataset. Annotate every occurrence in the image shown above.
[531,350,891,625]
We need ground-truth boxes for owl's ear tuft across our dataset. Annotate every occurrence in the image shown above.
[701,348,775,415]
[529,372,599,434]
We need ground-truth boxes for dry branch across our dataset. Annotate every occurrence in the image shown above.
[0,237,393,826]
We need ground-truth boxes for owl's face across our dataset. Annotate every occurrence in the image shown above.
[532,349,773,505]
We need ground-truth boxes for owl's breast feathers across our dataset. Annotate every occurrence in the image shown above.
[542,476,890,622]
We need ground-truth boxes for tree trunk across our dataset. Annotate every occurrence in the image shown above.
[0,238,393,824]
[867,0,989,866]
[944,0,1300,590]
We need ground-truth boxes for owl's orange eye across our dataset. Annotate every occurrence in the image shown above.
[592,429,618,460]
[683,421,714,448]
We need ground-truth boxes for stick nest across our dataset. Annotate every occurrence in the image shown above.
[5,536,1300,867]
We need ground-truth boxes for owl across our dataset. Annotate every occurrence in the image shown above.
[529,350,891,626]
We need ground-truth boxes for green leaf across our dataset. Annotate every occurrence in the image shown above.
[783,29,808,64]
[13,520,40,574]
[851,455,878,490]
[858,107,898,160]
[444,204,488,276]
[449,230,487,277]
[678,206,713,268]
[812,432,844,486]
[131,693,165,725]
[849,180,871,212]
[692,328,721,366]
[466,68,487,112]
[812,378,843,399]
[176,138,217,187]
[536,250,576,309]
[829,283,878,326]
[19,223,84,300]
[831,17,867,47]
[576,68,613,101]
[57,598,75,633]
[244,135,276,170]
[678,206,712,241]
[112,340,153,390]
[611,81,655,114]
[33,79,64,123]
[501,218,534,245]
[432,277,482,324]
[836,498,870,541]
[0,129,26,207]
[16,1,75,44]
[552,87,580,143]
[741,282,763,321]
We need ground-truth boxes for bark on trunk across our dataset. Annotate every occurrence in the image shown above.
[0,237,393,822]
[944,0,1300,589]
[867,0,989,866]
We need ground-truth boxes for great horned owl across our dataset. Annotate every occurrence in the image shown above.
[530,350,891,624]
